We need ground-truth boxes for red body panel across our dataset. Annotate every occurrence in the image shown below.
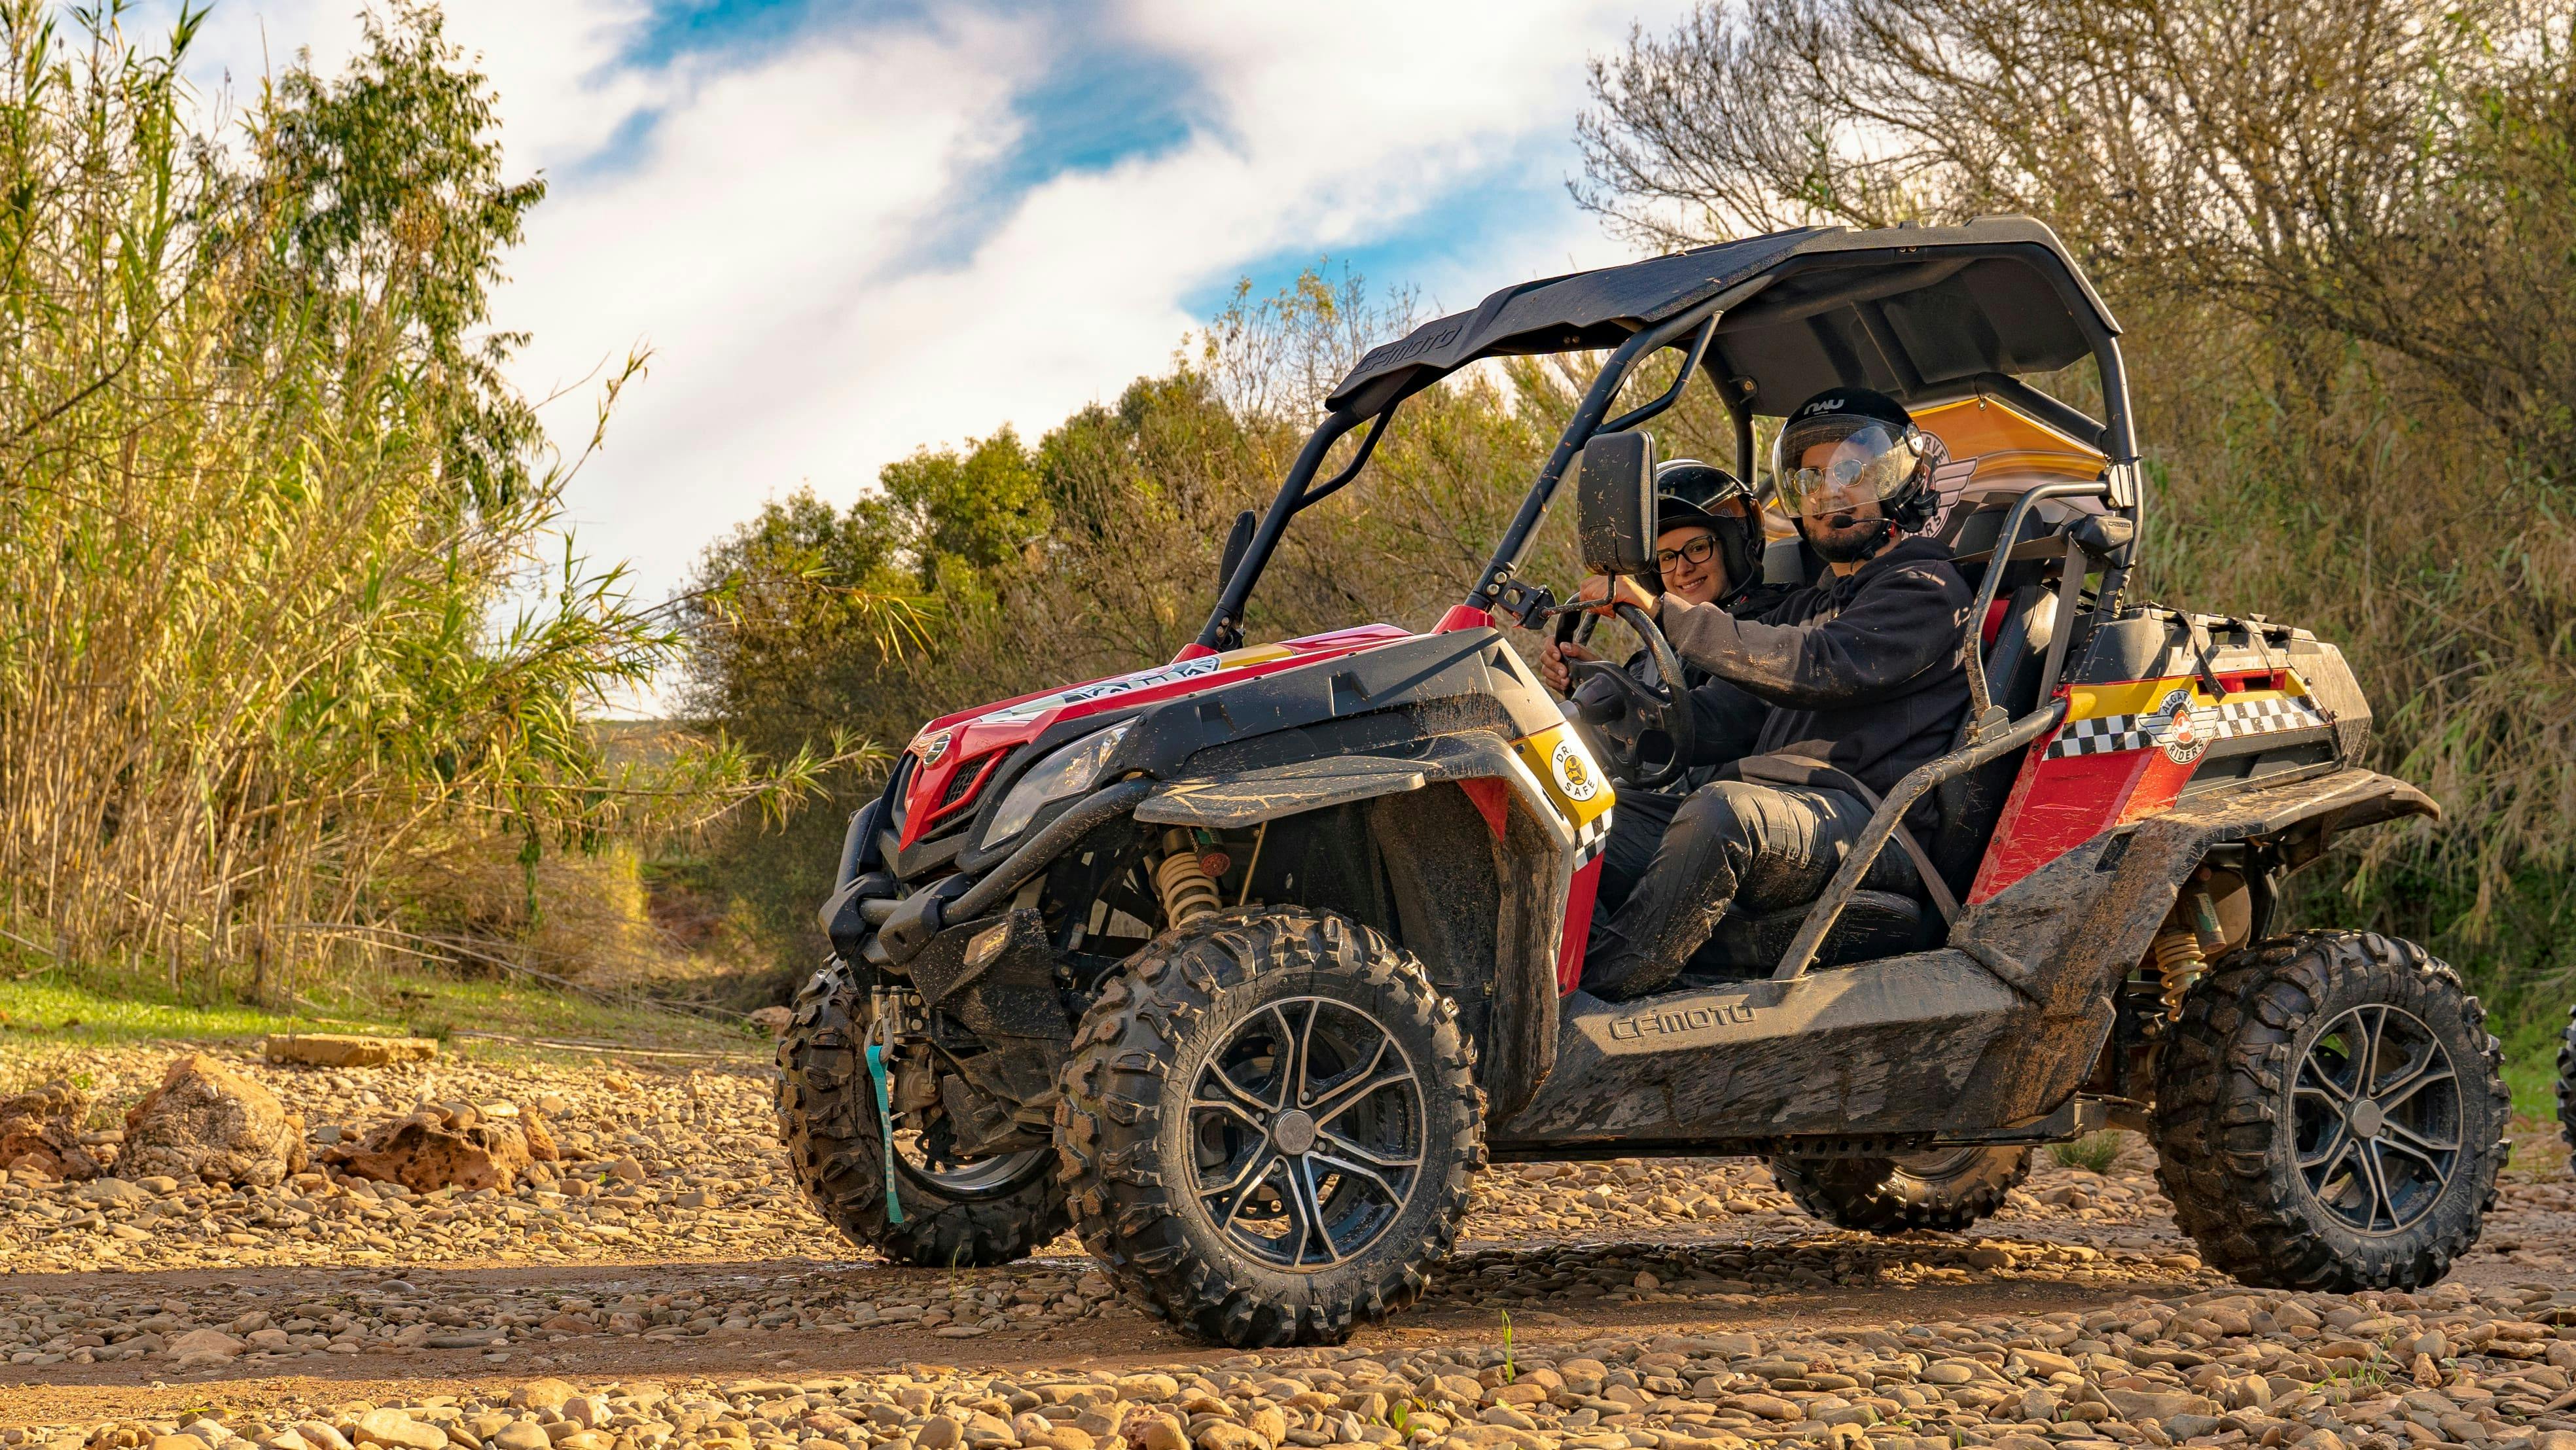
[1556,857,1602,994]
[1457,777,1511,840]
[1970,670,2312,904]
[897,624,1415,849]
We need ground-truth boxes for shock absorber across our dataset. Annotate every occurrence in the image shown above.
[1153,828,1223,927]
[2151,928,2205,1018]
[2152,879,2232,1017]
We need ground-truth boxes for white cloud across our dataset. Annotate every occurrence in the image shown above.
[173,0,1681,622]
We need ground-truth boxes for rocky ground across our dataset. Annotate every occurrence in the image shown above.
[1,1041,2569,1450]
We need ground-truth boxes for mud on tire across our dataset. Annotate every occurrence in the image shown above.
[1767,1146,2031,1233]
[774,961,1068,1267]
[2153,930,2509,1292]
[1054,908,1483,1348]
[2558,1003,2575,1175]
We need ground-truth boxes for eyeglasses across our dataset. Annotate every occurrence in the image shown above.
[1655,535,1718,571]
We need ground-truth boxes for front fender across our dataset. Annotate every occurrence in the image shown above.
[1136,730,1575,1120]
[1132,734,1514,828]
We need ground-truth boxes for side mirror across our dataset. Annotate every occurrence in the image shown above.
[1219,509,1257,592]
[1572,430,1658,577]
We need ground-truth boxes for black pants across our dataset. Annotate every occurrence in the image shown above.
[1583,781,1876,1002]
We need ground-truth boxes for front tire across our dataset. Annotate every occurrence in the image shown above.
[2153,930,2509,1292]
[775,962,1069,1267]
[1768,1146,2032,1233]
[1055,909,1482,1347]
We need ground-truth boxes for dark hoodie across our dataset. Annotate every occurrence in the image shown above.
[1653,535,1973,808]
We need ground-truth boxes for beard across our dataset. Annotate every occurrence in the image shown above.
[1805,514,1888,563]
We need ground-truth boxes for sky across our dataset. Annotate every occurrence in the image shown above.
[170,0,1686,605]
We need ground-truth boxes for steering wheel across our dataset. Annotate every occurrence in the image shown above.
[1554,592,1696,790]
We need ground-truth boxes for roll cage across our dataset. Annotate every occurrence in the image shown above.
[1191,215,2143,672]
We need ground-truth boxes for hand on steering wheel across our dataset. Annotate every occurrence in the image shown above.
[1550,577,1696,790]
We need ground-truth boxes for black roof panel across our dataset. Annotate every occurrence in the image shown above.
[1325,216,2119,418]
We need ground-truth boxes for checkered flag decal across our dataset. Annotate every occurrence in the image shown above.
[2048,714,2157,758]
[1574,807,1615,865]
[2044,693,2328,762]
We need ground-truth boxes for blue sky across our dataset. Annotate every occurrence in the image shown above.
[176,0,1685,604]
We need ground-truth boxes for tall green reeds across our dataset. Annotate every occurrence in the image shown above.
[0,3,800,1000]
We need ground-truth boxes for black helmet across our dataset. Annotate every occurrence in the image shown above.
[1771,388,1945,559]
[1651,459,1762,607]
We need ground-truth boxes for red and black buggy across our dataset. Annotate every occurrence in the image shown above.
[779,217,2509,1347]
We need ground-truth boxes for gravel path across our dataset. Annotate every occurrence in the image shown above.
[2,1042,2569,1450]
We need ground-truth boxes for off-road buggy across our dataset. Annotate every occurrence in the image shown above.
[778,217,2509,1346]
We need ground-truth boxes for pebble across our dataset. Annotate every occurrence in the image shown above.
[9,1277,2571,1450]
[4,1046,2572,1450]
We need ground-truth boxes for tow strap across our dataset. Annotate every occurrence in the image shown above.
[865,1018,904,1225]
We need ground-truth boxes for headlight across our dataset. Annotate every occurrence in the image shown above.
[980,721,1133,849]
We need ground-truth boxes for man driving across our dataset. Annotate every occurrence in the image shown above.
[1572,389,1973,1002]
[1540,461,1783,917]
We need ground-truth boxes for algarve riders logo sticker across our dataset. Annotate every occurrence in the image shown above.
[2148,688,2211,766]
[1549,737,1600,802]
[911,727,953,766]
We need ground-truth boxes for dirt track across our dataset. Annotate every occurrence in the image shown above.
[2,1048,2570,1447]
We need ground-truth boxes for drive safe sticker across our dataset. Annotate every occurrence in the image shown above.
[1549,737,1600,802]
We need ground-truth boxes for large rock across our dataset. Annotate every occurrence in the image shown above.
[120,1053,307,1187]
[0,1080,105,1181]
[325,1104,557,1192]
[263,1033,438,1068]
[350,1410,448,1450]
[2099,1388,2219,1422]
[164,1327,243,1363]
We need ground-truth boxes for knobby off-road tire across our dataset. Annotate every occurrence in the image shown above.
[1767,1146,2033,1233]
[2153,930,2509,1292]
[1055,908,1483,1347]
[2557,1003,2575,1173]
[774,961,1068,1267]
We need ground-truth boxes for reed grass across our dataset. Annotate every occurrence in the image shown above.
[0,5,824,1002]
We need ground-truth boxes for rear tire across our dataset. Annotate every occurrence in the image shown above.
[2153,930,2508,1292]
[775,961,1069,1267]
[1055,908,1482,1347]
[1768,1146,2032,1233]
[2557,1002,2575,1174]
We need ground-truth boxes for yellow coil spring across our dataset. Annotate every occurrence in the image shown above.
[1154,843,1223,927]
[2152,928,2206,1017]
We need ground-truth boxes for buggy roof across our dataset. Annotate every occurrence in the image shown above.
[1325,215,2120,420]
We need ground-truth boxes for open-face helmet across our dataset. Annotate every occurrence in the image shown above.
[1770,389,1945,559]
[1651,459,1762,606]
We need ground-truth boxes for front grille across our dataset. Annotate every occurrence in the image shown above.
[941,756,990,808]
[921,750,1009,835]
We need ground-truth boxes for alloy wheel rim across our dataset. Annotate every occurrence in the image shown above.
[898,1141,1050,1195]
[1889,1145,1986,1179]
[1187,997,1426,1271]
[892,1120,1050,1197]
[2291,1002,2461,1235]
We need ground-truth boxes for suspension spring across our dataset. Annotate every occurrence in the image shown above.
[2151,928,2206,1018]
[1153,828,1223,927]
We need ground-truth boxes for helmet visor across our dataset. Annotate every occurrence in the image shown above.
[1774,419,1925,522]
